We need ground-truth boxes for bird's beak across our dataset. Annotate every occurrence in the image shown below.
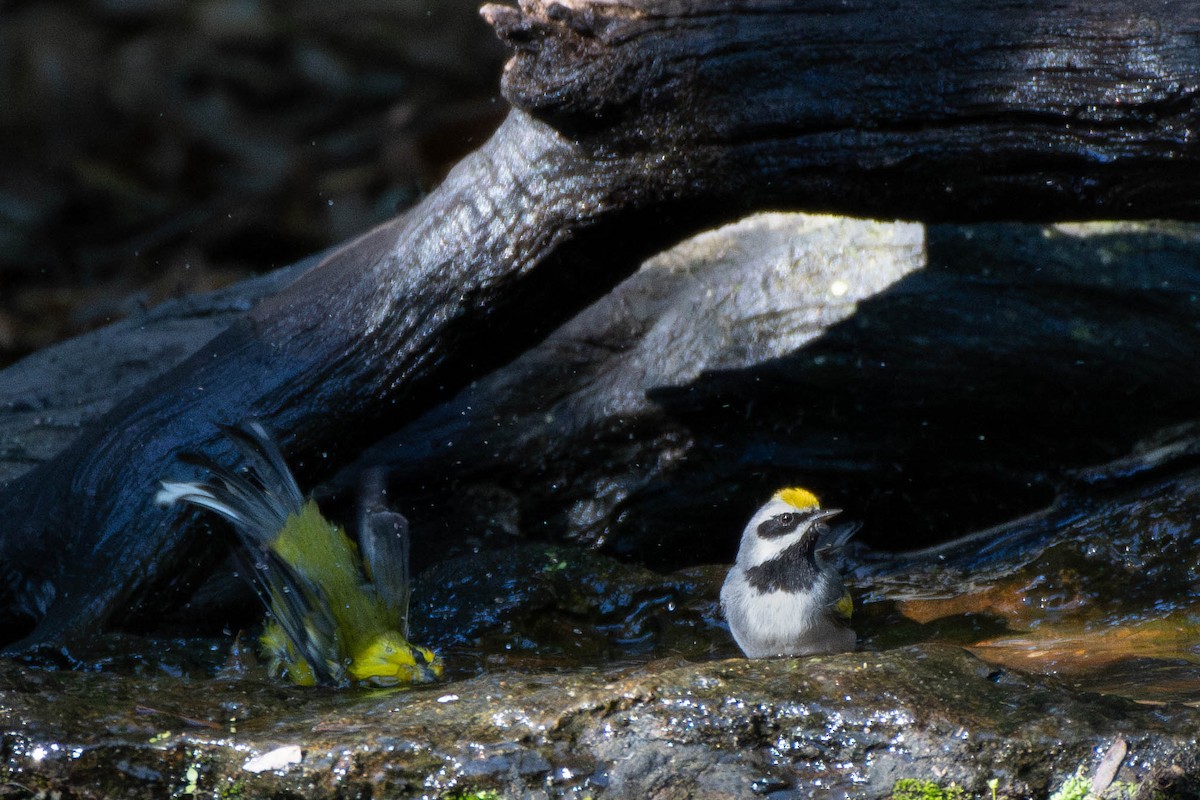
[813,508,842,522]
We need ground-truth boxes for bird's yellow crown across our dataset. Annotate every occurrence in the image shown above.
[773,486,820,510]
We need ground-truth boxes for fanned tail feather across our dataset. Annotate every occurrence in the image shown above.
[156,421,344,683]
[155,421,303,547]
[236,545,343,684]
[218,422,304,514]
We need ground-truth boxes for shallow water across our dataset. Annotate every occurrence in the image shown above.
[853,469,1200,704]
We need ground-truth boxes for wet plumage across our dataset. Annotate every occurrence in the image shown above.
[156,421,442,687]
[721,487,857,658]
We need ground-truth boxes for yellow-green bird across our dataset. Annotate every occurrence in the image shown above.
[156,421,442,687]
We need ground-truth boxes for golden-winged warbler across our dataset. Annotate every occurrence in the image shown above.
[721,487,858,658]
[155,421,442,687]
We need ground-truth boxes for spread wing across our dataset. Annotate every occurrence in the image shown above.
[817,521,862,556]
[356,468,412,637]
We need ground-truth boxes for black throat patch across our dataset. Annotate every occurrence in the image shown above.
[745,532,820,593]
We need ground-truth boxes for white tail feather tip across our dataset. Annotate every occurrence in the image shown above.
[155,481,246,524]
[155,481,211,507]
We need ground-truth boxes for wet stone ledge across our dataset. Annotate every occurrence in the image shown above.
[2,644,1198,799]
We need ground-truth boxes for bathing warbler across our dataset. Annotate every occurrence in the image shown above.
[721,487,859,658]
[156,421,442,687]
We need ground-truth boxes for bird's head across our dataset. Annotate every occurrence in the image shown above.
[738,486,841,568]
[348,631,444,686]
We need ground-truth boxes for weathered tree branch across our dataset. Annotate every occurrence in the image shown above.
[486,0,1200,219]
[2,0,1199,648]
[1,114,690,647]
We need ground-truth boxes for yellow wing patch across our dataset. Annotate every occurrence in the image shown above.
[834,590,854,622]
[260,620,318,686]
[774,486,820,510]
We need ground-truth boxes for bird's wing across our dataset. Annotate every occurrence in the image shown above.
[831,588,854,623]
[817,521,862,555]
[356,468,413,636]
[358,510,412,636]
[234,544,343,684]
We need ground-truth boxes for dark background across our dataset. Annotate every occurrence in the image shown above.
[0,0,506,367]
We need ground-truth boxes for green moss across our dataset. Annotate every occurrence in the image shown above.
[182,762,200,796]
[217,777,247,799]
[891,778,967,800]
[1048,767,1092,800]
[443,790,503,800]
[1047,766,1145,800]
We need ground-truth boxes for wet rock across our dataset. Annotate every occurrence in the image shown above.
[5,455,1200,796]
[409,544,729,672]
[2,646,1197,799]
[853,449,1200,705]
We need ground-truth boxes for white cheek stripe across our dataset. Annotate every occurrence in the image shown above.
[740,498,819,566]
[745,529,806,564]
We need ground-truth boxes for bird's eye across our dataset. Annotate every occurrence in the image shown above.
[756,512,803,538]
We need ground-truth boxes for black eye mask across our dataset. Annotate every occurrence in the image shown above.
[756,510,819,539]
[756,507,842,540]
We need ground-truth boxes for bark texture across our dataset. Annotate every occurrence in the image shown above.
[487,0,1200,219]
[2,0,1199,647]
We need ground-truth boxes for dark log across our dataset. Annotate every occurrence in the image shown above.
[0,263,316,486]
[0,114,686,647]
[486,0,1200,220]
[2,0,1200,648]
[329,217,1200,572]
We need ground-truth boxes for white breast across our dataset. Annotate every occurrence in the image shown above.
[720,568,854,658]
